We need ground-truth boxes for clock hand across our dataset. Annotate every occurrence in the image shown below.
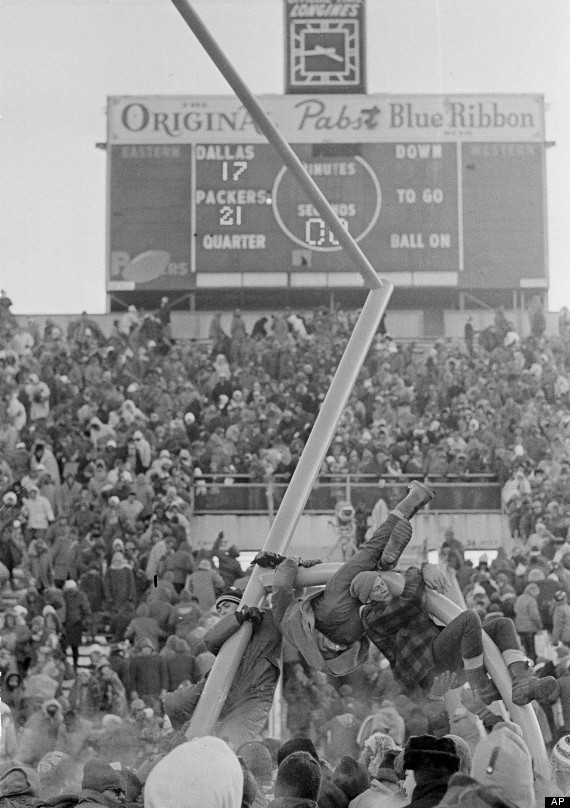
[304,45,344,63]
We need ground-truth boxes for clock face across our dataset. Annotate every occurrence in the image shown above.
[289,20,361,89]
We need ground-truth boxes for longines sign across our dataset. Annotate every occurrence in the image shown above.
[108,94,544,144]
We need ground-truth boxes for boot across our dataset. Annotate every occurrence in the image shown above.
[378,519,413,569]
[460,688,502,731]
[466,666,502,706]
[508,660,557,706]
[395,480,435,521]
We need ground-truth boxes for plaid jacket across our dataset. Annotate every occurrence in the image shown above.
[362,567,442,694]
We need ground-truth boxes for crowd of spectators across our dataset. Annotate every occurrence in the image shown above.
[3,290,570,805]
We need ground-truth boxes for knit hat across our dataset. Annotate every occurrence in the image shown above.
[144,737,243,808]
[552,734,570,770]
[131,699,146,711]
[349,571,380,604]
[102,714,124,729]
[471,725,534,808]
[82,759,125,793]
[277,737,319,766]
[215,586,243,610]
[274,751,321,802]
[237,742,273,785]
[198,559,212,571]
[37,751,69,778]
[333,756,370,802]
[402,735,460,772]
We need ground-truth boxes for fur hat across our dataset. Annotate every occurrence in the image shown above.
[215,587,243,609]
[402,735,460,772]
[82,758,125,793]
[445,734,472,774]
[349,571,380,604]
[274,751,321,802]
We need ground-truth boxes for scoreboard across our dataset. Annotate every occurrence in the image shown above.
[193,141,458,273]
[106,94,548,294]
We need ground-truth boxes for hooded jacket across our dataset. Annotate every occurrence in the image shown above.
[144,737,243,808]
[76,790,119,808]
[514,585,543,633]
[0,764,43,808]
[436,773,526,807]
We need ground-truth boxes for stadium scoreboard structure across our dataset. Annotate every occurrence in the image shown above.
[106,94,548,303]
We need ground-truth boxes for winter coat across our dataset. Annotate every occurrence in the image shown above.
[23,541,53,589]
[103,567,136,612]
[63,590,91,646]
[436,772,522,807]
[50,535,75,581]
[0,764,43,808]
[164,652,197,689]
[76,790,119,808]
[362,568,441,694]
[552,601,570,644]
[514,587,543,633]
[402,774,451,808]
[168,598,203,637]
[186,567,225,611]
[165,609,281,744]
[273,560,369,678]
[159,548,195,586]
[79,570,106,613]
[16,705,68,767]
[128,653,168,698]
[88,670,128,717]
[124,604,165,648]
[22,494,54,530]
[349,779,408,808]
[216,551,243,587]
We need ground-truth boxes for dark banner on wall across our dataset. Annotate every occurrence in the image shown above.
[284,0,366,94]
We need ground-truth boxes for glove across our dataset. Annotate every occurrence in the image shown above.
[236,606,263,626]
[297,558,322,568]
[378,519,413,569]
[460,687,502,731]
[251,551,287,569]
[429,671,457,701]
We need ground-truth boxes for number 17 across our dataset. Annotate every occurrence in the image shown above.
[222,161,248,181]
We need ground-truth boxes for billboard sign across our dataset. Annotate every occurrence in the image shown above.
[106,95,547,293]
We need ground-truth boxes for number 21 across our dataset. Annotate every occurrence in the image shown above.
[220,205,242,226]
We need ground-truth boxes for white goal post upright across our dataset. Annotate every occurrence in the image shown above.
[167,3,549,789]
